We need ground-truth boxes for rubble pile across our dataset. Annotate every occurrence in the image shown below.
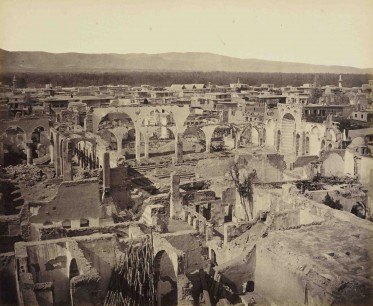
[4,164,47,186]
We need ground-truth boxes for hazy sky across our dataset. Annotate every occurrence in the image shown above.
[1,0,372,68]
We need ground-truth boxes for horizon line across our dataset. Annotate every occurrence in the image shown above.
[1,48,372,70]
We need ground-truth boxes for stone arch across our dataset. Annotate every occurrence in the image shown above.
[69,258,80,280]
[154,250,178,306]
[201,124,227,153]
[97,112,135,131]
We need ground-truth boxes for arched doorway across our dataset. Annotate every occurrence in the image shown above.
[154,251,178,306]
[280,113,295,154]
[69,259,79,280]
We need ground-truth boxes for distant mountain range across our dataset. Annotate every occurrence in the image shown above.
[1,49,372,74]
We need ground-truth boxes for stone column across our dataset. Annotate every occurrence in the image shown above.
[49,141,54,164]
[199,220,206,235]
[135,128,141,163]
[206,223,213,242]
[170,172,183,219]
[55,134,61,176]
[187,214,193,226]
[174,132,183,163]
[234,130,242,149]
[102,152,110,191]
[193,218,199,231]
[25,140,33,165]
[84,112,93,132]
[170,172,182,219]
[0,142,4,166]
[144,135,150,159]
[63,141,73,181]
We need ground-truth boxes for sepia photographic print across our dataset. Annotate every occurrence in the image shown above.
[0,0,372,305]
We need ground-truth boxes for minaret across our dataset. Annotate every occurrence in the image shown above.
[12,75,17,91]
[338,75,342,88]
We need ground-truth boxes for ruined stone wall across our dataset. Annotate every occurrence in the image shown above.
[110,166,132,210]
[22,240,71,305]
[320,151,345,177]
[75,235,116,302]
[214,246,256,295]
[305,189,367,213]
[161,233,204,275]
[29,179,102,236]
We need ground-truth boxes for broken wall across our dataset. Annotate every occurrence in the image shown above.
[29,179,102,239]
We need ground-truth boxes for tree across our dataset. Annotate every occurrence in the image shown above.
[230,163,256,220]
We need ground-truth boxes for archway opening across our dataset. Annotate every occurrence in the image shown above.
[280,113,295,154]
[154,251,178,306]
[183,126,206,154]
[211,126,231,151]
[69,259,79,280]
[147,127,175,157]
